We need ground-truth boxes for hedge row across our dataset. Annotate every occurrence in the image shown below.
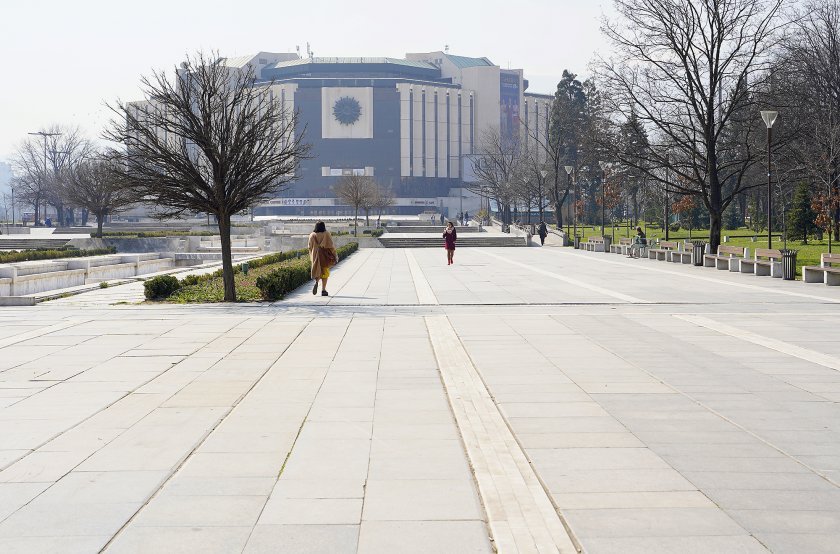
[143,244,358,301]
[92,231,215,238]
[255,242,359,301]
[0,247,116,264]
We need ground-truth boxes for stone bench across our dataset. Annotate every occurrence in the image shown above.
[581,236,606,252]
[740,248,783,278]
[803,253,840,286]
[610,238,633,255]
[668,243,694,264]
[648,241,679,261]
[704,245,747,271]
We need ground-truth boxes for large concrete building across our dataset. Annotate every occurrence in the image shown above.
[228,50,555,217]
[135,51,555,218]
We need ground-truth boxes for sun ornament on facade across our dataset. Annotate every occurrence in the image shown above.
[333,96,362,125]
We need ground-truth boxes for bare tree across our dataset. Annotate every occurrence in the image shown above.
[469,128,523,225]
[106,51,309,301]
[597,0,786,252]
[11,126,93,227]
[61,154,140,236]
[783,0,840,243]
[371,183,395,226]
[335,175,375,235]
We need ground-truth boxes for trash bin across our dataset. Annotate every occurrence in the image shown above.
[574,236,581,249]
[781,249,798,280]
[692,241,706,266]
[241,262,249,276]
[603,236,612,253]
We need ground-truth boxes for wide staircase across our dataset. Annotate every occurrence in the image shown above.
[384,225,482,234]
[379,228,525,248]
[0,238,71,250]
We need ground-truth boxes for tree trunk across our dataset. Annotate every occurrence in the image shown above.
[218,213,236,302]
[553,198,562,228]
[96,213,104,236]
[364,209,370,226]
[709,210,722,254]
[354,207,359,236]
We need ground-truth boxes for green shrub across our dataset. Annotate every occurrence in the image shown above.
[144,275,181,300]
[255,258,311,301]
[181,274,202,286]
[369,229,384,237]
[0,247,115,264]
[99,282,109,289]
[93,230,215,238]
[255,242,359,301]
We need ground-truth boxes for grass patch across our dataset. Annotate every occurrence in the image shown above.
[0,247,116,264]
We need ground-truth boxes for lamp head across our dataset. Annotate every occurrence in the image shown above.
[761,110,779,129]
[598,160,608,170]
[564,165,573,175]
[540,170,548,178]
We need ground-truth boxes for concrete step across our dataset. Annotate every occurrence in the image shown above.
[384,226,482,234]
[0,238,71,250]
[379,236,525,248]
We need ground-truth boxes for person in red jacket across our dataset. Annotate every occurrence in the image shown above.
[443,221,457,265]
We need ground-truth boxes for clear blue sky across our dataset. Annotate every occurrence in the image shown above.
[0,0,613,161]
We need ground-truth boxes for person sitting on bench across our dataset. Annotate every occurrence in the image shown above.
[628,227,647,258]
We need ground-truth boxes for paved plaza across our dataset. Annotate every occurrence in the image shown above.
[1,246,840,553]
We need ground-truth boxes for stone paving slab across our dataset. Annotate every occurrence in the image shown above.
[1,246,840,552]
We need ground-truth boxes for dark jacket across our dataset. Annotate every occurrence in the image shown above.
[443,228,457,249]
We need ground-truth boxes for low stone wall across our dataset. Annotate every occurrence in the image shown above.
[0,253,177,296]
[69,237,187,253]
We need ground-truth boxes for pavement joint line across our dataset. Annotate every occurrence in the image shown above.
[676,314,840,373]
[478,250,648,304]
[242,317,354,550]
[555,248,840,304]
[579,315,840,489]
[426,315,580,553]
[0,318,89,349]
[405,249,439,305]
[101,317,312,552]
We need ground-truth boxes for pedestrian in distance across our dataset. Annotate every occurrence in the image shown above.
[464,211,470,225]
[440,213,445,225]
[308,220,338,296]
[537,221,548,246]
[443,221,457,265]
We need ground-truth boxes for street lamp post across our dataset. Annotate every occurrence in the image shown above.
[565,166,575,242]
[27,131,62,226]
[761,110,779,249]
[539,169,547,223]
[598,161,608,237]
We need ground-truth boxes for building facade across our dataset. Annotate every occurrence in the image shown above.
[137,51,555,217]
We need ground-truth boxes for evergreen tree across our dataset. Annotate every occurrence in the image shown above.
[788,182,815,243]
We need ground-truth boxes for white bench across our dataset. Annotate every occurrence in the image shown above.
[610,238,633,255]
[648,241,679,261]
[803,253,840,286]
[704,245,747,271]
[581,236,606,252]
[668,243,694,264]
[740,248,783,278]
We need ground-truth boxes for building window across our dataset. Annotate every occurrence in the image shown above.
[409,88,414,177]
[434,90,439,178]
[421,89,427,177]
